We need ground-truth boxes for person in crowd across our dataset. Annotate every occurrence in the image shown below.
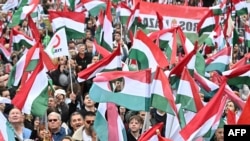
[68,40,76,51]
[222,100,239,124]
[150,108,166,136]
[48,96,57,109]
[8,107,32,140]
[72,111,97,141]
[48,112,66,141]
[85,37,95,55]
[68,112,84,136]
[54,88,69,123]
[87,55,99,68]
[232,44,244,64]
[0,87,13,114]
[75,44,92,71]
[78,92,97,118]
[86,18,96,36]
[211,119,225,141]
[113,31,129,62]
[126,115,143,141]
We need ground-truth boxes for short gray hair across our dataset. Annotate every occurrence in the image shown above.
[48,112,61,121]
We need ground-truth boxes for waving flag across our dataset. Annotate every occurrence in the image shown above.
[12,46,49,116]
[0,112,15,141]
[77,46,122,82]
[151,67,177,115]
[180,82,227,141]
[128,30,169,72]
[45,28,69,58]
[94,103,127,141]
[9,0,39,27]
[205,46,231,73]
[49,11,85,39]
[89,69,151,111]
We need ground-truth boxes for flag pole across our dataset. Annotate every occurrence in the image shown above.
[141,111,150,133]
[68,54,74,94]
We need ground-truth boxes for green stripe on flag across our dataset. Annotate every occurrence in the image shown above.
[151,94,175,115]
[26,59,39,71]
[89,4,106,17]
[31,86,49,116]
[227,76,250,86]
[90,84,151,111]
[94,110,108,140]
[13,40,33,51]
[129,49,149,70]
[199,25,215,36]
[176,94,196,112]
[205,63,228,73]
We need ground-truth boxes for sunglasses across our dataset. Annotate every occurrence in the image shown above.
[86,120,94,124]
[48,119,58,122]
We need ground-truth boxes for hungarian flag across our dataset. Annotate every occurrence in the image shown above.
[126,2,146,34]
[222,64,250,86]
[11,28,35,51]
[49,11,85,39]
[151,67,178,115]
[94,103,127,141]
[45,28,69,58]
[128,30,169,72]
[12,47,49,116]
[82,0,106,17]
[77,46,122,82]
[194,71,219,98]
[116,2,132,25]
[9,0,39,27]
[177,27,194,54]
[209,0,227,15]
[237,96,250,124]
[18,0,33,7]
[7,45,40,89]
[204,24,226,50]
[0,44,11,62]
[176,67,204,113]
[231,53,250,69]
[197,10,219,36]
[245,25,250,48]
[7,43,55,89]
[180,81,227,141]
[232,0,248,16]
[102,0,113,51]
[89,69,151,111]
[0,112,15,141]
[139,122,172,141]
[205,46,231,73]
[149,27,177,65]
[165,104,185,141]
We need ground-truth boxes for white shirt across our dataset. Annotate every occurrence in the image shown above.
[82,129,92,141]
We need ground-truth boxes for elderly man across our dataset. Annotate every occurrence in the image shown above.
[8,108,31,140]
[48,112,67,141]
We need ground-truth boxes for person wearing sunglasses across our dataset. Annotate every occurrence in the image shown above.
[48,112,67,141]
[72,111,98,141]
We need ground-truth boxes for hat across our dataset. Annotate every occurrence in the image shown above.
[54,89,66,97]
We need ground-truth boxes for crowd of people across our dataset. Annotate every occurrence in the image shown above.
[0,0,249,141]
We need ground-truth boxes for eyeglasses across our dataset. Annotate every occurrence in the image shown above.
[86,120,94,124]
[48,119,58,122]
